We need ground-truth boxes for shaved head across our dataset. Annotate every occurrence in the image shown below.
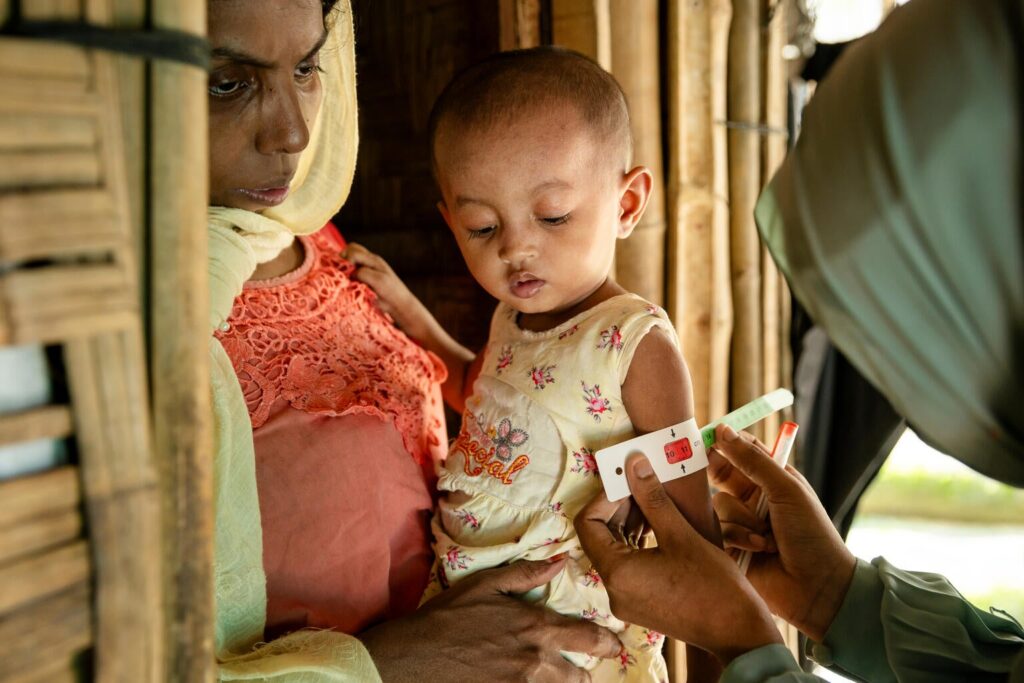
[428,47,633,181]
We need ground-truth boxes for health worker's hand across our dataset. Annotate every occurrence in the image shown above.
[575,452,783,665]
[708,424,857,642]
[360,559,623,683]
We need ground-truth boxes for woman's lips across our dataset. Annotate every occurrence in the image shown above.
[237,186,290,206]
[509,272,545,299]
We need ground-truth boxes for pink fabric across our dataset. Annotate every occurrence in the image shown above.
[215,225,446,637]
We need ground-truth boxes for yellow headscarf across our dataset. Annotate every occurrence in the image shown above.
[207,1,359,332]
[209,4,381,680]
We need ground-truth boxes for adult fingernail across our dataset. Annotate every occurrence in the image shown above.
[721,425,739,442]
[547,552,568,563]
[632,456,654,479]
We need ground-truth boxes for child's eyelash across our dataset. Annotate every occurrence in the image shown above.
[468,226,496,240]
[541,214,570,226]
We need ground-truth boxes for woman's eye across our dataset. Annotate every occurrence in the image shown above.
[540,214,570,226]
[468,226,496,240]
[208,79,247,97]
[296,63,324,80]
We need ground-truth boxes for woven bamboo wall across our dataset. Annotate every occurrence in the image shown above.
[0,2,164,681]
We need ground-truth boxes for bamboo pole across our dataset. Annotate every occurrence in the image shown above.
[150,0,215,679]
[610,0,665,305]
[710,0,734,421]
[727,0,764,431]
[551,0,612,69]
[666,0,714,428]
[760,0,788,438]
[500,0,544,50]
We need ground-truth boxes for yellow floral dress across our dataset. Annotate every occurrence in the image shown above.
[425,293,674,682]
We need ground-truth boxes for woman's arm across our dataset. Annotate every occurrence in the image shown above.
[344,243,475,411]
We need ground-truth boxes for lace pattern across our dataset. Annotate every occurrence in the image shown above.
[215,231,445,469]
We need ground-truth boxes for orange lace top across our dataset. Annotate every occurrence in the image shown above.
[216,226,446,474]
[214,225,447,635]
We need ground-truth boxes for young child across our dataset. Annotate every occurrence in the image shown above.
[349,47,721,682]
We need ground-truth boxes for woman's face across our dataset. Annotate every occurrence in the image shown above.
[207,0,326,210]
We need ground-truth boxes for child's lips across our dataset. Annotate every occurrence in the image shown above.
[509,272,545,299]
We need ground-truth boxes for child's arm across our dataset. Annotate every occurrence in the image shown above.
[345,243,475,411]
[621,326,723,681]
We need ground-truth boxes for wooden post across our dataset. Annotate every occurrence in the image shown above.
[710,0,734,421]
[609,0,666,305]
[666,0,714,427]
[551,0,611,69]
[150,0,215,680]
[727,0,763,429]
[761,0,788,437]
[500,0,544,50]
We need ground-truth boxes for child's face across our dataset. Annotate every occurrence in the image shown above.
[436,106,649,320]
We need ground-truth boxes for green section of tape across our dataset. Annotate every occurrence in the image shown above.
[700,389,794,449]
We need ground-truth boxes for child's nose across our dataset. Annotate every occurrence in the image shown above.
[498,226,538,266]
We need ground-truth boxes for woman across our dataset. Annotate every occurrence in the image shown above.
[576,0,1024,680]
[206,1,621,680]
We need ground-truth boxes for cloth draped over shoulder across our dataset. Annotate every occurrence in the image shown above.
[206,3,382,680]
[755,0,1024,486]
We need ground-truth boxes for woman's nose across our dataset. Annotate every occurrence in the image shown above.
[256,84,311,156]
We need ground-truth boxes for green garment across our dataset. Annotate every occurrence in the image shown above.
[720,558,1024,683]
[755,0,1024,485]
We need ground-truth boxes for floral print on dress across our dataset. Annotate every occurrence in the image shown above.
[581,382,612,421]
[582,566,602,588]
[445,546,472,572]
[618,650,638,673]
[597,325,623,351]
[489,417,529,462]
[581,607,608,621]
[642,629,665,650]
[570,447,598,476]
[529,364,556,390]
[453,508,480,530]
[558,324,580,340]
[495,345,513,375]
[549,501,564,515]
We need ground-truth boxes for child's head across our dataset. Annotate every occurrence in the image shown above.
[429,47,652,319]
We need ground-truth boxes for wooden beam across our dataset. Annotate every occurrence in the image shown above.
[0,406,73,448]
[0,541,91,617]
[0,467,81,528]
[0,582,92,682]
[150,0,216,679]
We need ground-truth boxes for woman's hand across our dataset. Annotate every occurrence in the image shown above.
[708,424,857,642]
[344,243,433,339]
[361,559,623,683]
[574,453,783,665]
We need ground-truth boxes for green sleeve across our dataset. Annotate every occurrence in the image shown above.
[815,558,1024,683]
[720,645,824,683]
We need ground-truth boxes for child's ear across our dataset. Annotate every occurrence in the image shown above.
[617,166,653,239]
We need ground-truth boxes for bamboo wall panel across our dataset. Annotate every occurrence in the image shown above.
[0,540,91,616]
[610,0,665,305]
[727,0,764,429]
[0,583,93,682]
[666,0,715,425]
[150,0,215,679]
[0,406,73,446]
[337,0,504,358]
[0,0,167,678]
[551,0,611,68]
